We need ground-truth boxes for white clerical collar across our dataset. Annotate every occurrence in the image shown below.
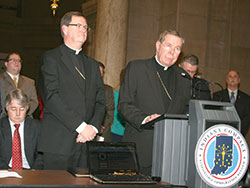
[65,44,82,55]
[155,55,169,71]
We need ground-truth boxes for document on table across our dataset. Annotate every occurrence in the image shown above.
[0,170,22,178]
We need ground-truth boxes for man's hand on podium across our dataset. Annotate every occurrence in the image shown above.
[145,114,161,123]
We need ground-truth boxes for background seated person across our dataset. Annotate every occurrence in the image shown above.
[179,54,211,100]
[0,89,43,169]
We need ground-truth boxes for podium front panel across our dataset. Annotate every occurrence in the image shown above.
[151,117,188,185]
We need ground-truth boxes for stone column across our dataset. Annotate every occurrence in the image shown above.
[94,0,129,90]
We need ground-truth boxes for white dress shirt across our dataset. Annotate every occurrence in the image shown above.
[8,119,30,169]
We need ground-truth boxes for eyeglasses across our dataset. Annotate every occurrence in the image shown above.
[67,23,91,32]
[8,59,22,63]
[162,43,181,54]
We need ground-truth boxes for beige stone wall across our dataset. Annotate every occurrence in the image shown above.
[0,0,249,106]
[1,0,248,94]
[126,0,250,95]
[126,0,250,158]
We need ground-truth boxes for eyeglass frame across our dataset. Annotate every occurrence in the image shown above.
[67,23,91,32]
[8,59,22,63]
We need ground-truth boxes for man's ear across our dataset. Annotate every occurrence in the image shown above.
[4,61,8,67]
[61,25,68,36]
[156,41,160,52]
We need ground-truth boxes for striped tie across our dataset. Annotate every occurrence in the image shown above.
[230,92,236,104]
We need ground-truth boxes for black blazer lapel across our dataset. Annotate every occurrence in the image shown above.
[145,58,165,112]
[167,68,177,112]
[1,117,12,163]
[60,47,85,93]
[235,90,243,107]
[24,118,33,166]
[223,89,230,102]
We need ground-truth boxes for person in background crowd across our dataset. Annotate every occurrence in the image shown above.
[179,54,211,100]
[111,69,126,142]
[118,30,191,175]
[98,62,114,142]
[0,79,5,118]
[38,11,105,170]
[0,89,42,169]
[0,52,38,117]
[213,70,250,136]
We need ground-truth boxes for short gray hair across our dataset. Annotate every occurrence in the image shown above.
[180,54,199,67]
[5,89,29,110]
[157,29,185,46]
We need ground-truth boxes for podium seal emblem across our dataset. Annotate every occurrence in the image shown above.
[195,124,249,187]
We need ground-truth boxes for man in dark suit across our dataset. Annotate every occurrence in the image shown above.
[118,30,191,175]
[0,52,38,117]
[0,89,42,169]
[213,70,250,136]
[98,62,115,142]
[0,79,6,118]
[39,11,105,169]
[179,54,211,100]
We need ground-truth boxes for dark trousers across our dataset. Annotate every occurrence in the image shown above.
[43,142,87,170]
[111,133,123,142]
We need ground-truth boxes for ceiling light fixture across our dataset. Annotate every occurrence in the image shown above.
[50,0,59,16]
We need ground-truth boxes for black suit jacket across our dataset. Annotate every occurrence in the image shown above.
[38,44,106,155]
[213,89,250,136]
[101,84,115,142]
[0,116,42,169]
[118,57,191,170]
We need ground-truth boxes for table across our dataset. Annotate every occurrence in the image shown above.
[0,170,186,188]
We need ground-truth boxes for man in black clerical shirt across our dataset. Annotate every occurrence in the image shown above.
[118,30,191,175]
[39,11,105,170]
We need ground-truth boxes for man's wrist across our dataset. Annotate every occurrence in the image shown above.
[76,122,98,133]
[76,122,87,133]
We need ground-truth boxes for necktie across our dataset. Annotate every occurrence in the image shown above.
[230,92,236,104]
[13,77,18,88]
[12,124,22,170]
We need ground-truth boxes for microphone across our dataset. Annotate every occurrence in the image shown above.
[208,82,223,90]
[192,78,212,100]
[208,82,224,101]
[193,80,202,99]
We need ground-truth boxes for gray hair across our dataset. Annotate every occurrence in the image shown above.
[157,29,185,46]
[60,11,86,38]
[180,54,199,67]
[5,89,29,110]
